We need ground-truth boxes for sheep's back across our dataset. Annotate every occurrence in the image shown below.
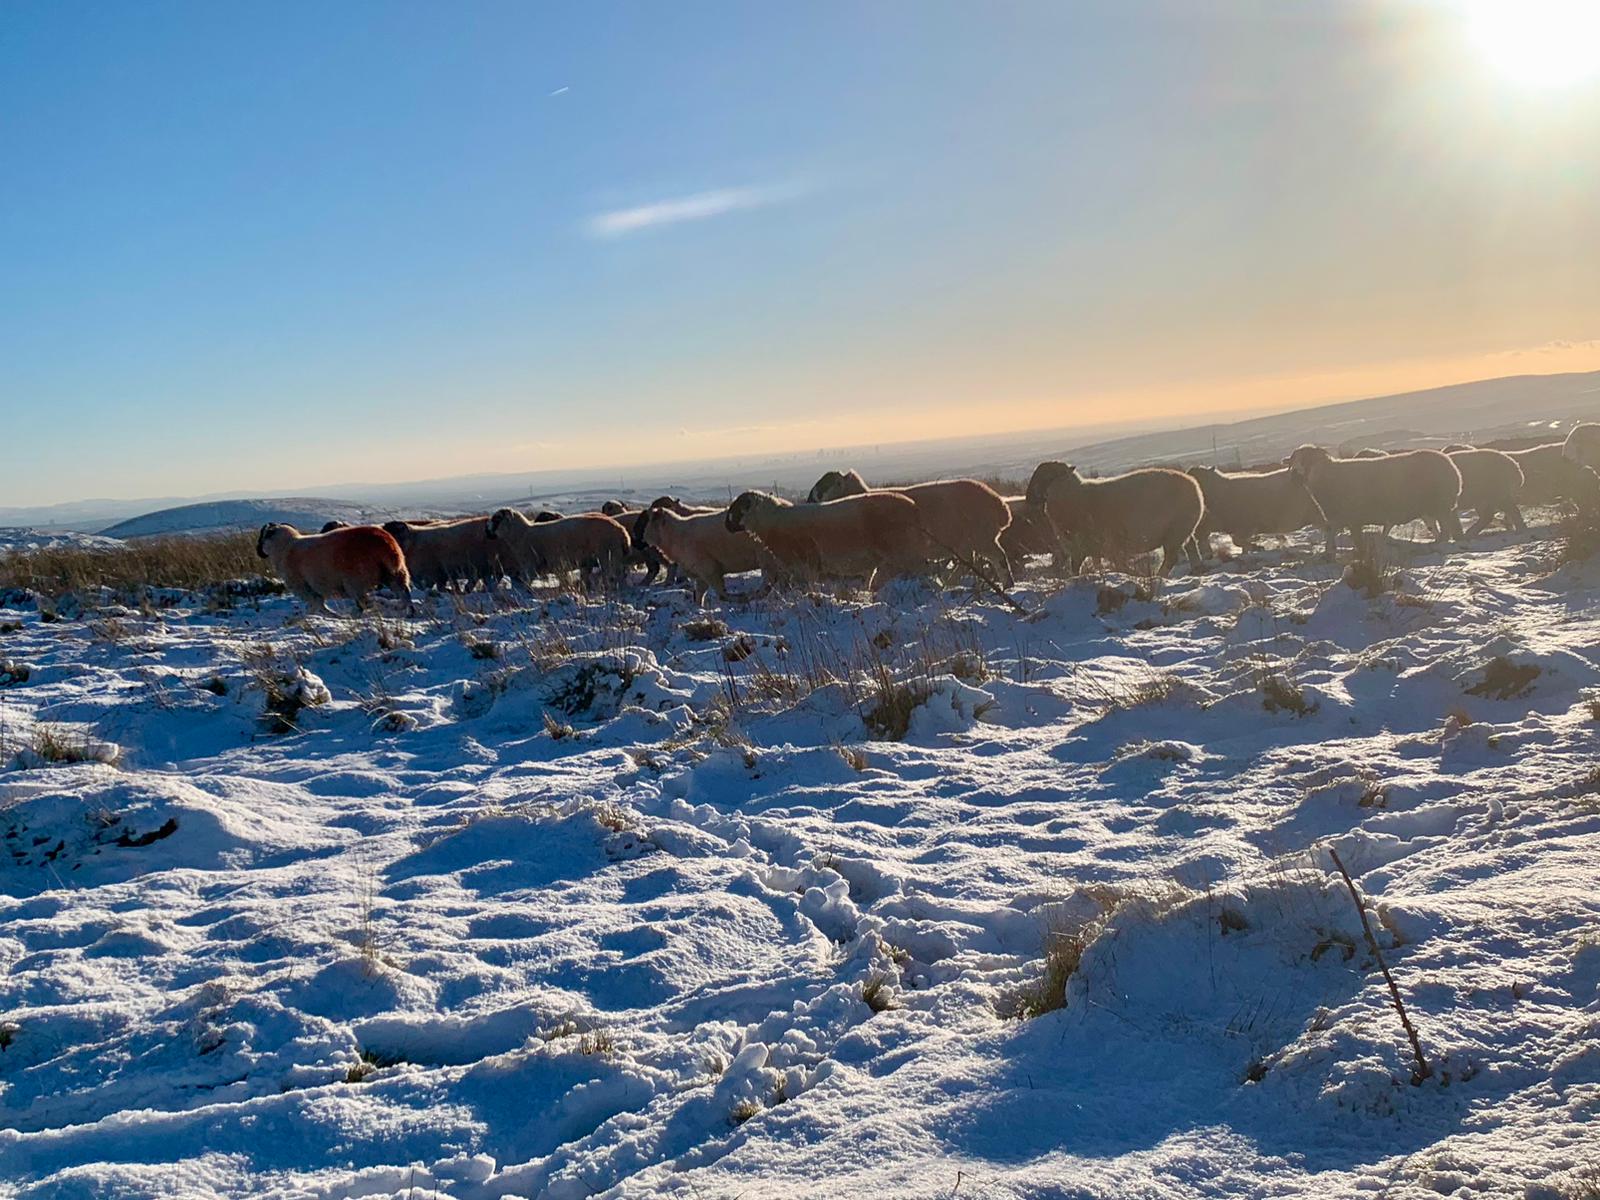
[1304,452,1460,527]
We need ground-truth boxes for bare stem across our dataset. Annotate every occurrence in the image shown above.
[1328,846,1432,1085]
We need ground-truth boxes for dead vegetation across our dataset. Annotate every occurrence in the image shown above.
[0,533,267,601]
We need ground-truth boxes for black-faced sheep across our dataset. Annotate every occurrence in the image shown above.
[806,469,1014,585]
[1186,466,1325,557]
[1285,446,1463,558]
[256,523,410,615]
[725,489,928,587]
[639,507,772,602]
[1023,463,1204,576]
[485,509,632,587]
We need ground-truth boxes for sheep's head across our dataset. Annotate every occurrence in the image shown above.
[1286,446,1332,477]
[255,523,284,559]
[726,492,761,533]
[381,520,414,547]
[649,495,687,515]
[485,509,519,540]
[1564,423,1600,468]
[807,471,847,504]
[532,511,564,524]
[638,508,668,548]
[1571,462,1600,514]
[1024,462,1077,505]
[600,500,631,517]
[1187,465,1220,481]
[320,520,350,533]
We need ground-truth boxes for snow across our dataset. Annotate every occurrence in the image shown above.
[98,500,398,540]
[3,521,1600,1198]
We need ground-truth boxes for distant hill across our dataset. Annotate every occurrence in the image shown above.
[987,370,1600,478]
[99,498,397,540]
[0,528,126,555]
[9,369,1599,534]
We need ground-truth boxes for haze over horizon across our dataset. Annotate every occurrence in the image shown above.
[5,1,1599,507]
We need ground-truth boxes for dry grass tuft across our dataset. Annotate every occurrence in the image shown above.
[1011,925,1089,1019]
[1260,673,1317,716]
[0,533,267,600]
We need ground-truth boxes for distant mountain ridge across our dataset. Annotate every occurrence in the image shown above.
[98,498,401,540]
[10,369,1599,538]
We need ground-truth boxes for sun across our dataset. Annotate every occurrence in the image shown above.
[1466,0,1600,88]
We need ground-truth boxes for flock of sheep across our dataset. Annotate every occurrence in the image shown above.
[251,424,1600,615]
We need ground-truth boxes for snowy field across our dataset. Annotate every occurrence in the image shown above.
[3,524,1600,1199]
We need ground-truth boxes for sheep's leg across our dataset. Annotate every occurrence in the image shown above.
[1466,510,1493,537]
[1184,536,1204,573]
[986,544,1015,589]
[1321,525,1339,560]
[1508,505,1526,531]
[1438,510,1464,542]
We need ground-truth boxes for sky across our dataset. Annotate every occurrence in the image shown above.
[3,0,1600,506]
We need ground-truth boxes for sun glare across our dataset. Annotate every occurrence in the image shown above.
[1466,0,1600,88]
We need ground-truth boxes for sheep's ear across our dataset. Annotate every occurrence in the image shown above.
[255,524,272,558]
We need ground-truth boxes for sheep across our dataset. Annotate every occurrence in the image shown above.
[1563,423,1600,470]
[319,519,350,533]
[1351,448,1391,459]
[806,469,1013,585]
[649,495,715,516]
[1284,445,1463,558]
[255,523,410,615]
[725,489,928,586]
[594,505,675,585]
[638,506,772,602]
[1186,465,1325,557]
[998,497,1058,566]
[1447,448,1525,535]
[485,509,632,587]
[533,510,565,523]
[382,516,511,592]
[1024,462,1204,576]
[1509,443,1600,511]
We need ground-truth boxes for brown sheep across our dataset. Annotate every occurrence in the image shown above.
[485,509,632,586]
[1186,465,1325,557]
[639,507,772,602]
[256,523,410,615]
[1024,462,1204,576]
[806,469,1014,585]
[725,490,928,587]
[319,519,351,533]
[998,497,1058,566]
[1285,446,1463,558]
[382,517,511,592]
[1447,448,1525,534]
[1509,443,1600,510]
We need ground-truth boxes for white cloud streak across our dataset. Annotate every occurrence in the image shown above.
[585,183,802,239]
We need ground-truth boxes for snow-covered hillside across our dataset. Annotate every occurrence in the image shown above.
[2,522,1599,1198]
[0,528,124,555]
[99,499,397,540]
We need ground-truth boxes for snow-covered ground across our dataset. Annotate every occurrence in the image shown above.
[0,529,125,555]
[2,523,1600,1199]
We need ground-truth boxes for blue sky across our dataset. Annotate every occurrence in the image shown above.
[4,1,1599,505]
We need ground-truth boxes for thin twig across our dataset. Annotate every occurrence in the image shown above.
[1328,847,1432,1085]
